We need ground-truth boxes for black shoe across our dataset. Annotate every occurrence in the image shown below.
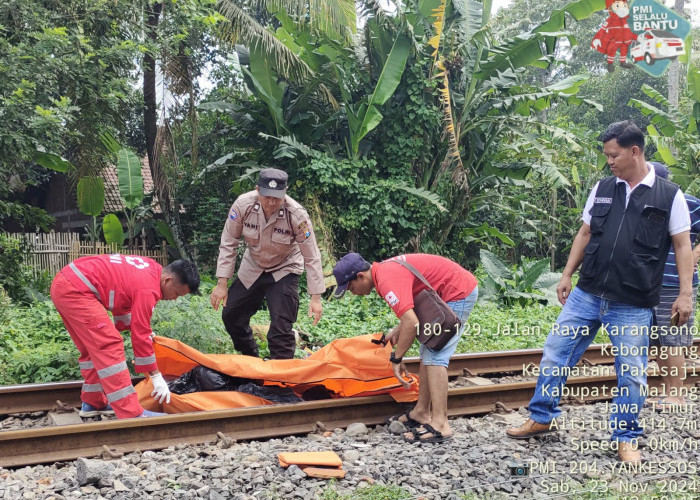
[606,63,615,73]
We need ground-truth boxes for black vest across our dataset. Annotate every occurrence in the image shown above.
[577,175,679,308]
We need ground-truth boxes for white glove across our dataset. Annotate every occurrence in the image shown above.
[150,373,171,404]
[592,38,601,49]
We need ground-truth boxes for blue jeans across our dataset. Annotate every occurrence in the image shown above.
[529,287,651,442]
[420,287,478,367]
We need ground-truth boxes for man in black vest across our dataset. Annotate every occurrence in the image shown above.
[506,121,694,464]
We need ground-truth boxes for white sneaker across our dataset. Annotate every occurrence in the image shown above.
[139,410,167,417]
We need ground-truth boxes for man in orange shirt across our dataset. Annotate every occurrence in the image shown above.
[333,253,478,443]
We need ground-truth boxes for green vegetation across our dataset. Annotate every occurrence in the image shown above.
[0,277,626,384]
[0,234,51,304]
[0,300,80,384]
[316,478,700,500]
[320,484,409,500]
[479,249,561,307]
[0,0,698,396]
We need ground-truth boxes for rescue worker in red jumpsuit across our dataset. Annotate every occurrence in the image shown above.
[591,0,637,72]
[50,255,200,418]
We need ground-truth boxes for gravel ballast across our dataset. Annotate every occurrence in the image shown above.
[1,397,698,499]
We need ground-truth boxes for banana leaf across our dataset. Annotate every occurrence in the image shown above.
[117,148,144,210]
[77,177,105,217]
[102,213,125,246]
[35,147,73,173]
[347,33,411,157]
[241,44,287,135]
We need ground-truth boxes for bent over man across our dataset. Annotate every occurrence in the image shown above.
[333,253,478,443]
[51,255,200,418]
[506,121,694,464]
[211,168,325,359]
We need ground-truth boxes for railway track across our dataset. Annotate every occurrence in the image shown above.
[1,340,679,415]
[1,342,699,468]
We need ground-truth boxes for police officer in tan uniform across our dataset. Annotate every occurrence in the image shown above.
[210,168,325,359]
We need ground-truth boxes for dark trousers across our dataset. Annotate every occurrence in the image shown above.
[221,272,300,359]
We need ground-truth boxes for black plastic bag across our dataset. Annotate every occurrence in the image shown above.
[300,385,336,401]
[167,366,252,394]
[236,382,302,404]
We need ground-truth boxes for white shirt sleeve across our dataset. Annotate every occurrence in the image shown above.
[669,188,691,236]
[581,182,600,225]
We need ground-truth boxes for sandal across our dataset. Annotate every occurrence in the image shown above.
[403,423,452,444]
[386,409,421,428]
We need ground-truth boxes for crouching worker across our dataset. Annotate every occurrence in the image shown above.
[332,253,478,443]
[51,255,200,418]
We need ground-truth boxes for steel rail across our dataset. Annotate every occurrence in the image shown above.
[1,372,698,468]
[4,339,698,415]
[0,343,628,415]
[441,337,700,378]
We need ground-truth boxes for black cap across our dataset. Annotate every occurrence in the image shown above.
[258,168,288,199]
[332,253,370,298]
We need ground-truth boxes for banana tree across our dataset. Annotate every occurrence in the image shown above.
[35,148,109,242]
[102,213,125,247]
[238,44,289,136]
[77,176,105,245]
[386,0,605,246]
[345,33,412,158]
[116,148,145,249]
[217,0,356,83]
[628,78,700,195]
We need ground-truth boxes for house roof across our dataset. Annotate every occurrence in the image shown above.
[102,156,161,213]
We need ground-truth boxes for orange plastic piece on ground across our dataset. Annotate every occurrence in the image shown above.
[278,451,343,468]
[302,467,347,479]
[279,451,346,479]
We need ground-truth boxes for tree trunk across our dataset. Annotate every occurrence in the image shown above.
[667,0,685,109]
[437,187,470,246]
[550,187,557,271]
[142,2,195,263]
[144,2,162,173]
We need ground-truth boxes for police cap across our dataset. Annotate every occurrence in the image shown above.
[258,168,288,199]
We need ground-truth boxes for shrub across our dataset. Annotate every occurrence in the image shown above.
[0,234,51,304]
[0,300,80,384]
[0,282,613,384]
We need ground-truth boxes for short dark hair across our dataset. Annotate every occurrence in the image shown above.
[165,260,200,294]
[601,120,645,151]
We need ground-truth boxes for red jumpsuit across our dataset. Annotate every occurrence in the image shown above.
[591,12,636,64]
[50,254,162,418]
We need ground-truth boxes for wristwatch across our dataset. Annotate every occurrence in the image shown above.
[389,352,403,364]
